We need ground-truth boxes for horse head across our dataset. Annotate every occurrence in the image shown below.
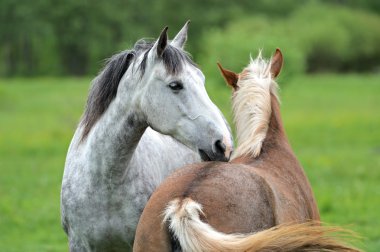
[120,22,233,161]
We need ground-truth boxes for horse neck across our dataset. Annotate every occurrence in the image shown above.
[232,92,320,220]
[248,96,321,220]
[233,94,291,163]
[83,87,148,181]
[263,95,290,151]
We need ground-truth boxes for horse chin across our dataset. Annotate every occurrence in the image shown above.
[198,149,212,162]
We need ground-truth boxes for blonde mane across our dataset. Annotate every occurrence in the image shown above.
[232,52,280,159]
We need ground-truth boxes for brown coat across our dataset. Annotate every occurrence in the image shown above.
[133,97,320,252]
[133,50,358,252]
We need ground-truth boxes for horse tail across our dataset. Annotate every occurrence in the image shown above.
[163,197,360,252]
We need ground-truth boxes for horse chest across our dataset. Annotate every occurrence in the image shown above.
[63,184,136,248]
[77,213,133,252]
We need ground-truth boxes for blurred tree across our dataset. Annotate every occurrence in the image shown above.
[0,0,379,76]
[198,1,380,81]
[0,0,54,76]
[322,0,380,14]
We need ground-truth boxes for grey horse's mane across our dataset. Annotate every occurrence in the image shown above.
[80,39,196,141]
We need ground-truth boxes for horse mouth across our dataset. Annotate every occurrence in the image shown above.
[198,149,212,161]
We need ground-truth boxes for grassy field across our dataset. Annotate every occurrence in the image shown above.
[0,74,379,251]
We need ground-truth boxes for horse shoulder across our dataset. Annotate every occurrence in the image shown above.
[252,157,320,223]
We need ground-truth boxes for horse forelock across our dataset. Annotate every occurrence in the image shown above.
[80,39,197,141]
[232,52,280,159]
[139,41,196,76]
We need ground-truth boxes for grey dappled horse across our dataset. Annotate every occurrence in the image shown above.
[61,22,233,251]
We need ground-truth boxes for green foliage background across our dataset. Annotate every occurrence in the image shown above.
[0,0,380,251]
[1,0,380,76]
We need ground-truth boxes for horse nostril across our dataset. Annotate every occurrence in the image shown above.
[214,139,226,155]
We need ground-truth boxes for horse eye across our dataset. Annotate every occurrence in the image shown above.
[168,81,183,91]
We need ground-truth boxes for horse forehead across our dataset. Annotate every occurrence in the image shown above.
[194,67,205,83]
[152,63,205,86]
[182,65,205,85]
[151,65,167,78]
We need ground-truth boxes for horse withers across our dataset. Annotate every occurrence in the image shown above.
[61,22,233,251]
[133,49,360,252]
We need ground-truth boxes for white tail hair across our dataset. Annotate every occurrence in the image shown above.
[163,198,361,252]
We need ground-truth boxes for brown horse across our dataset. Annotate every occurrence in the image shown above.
[133,49,360,252]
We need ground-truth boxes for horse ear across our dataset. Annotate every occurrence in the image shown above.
[217,63,239,90]
[270,48,283,78]
[171,20,190,49]
[153,27,168,57]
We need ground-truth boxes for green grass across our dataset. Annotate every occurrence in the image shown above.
[0,74,379,251]
[0,78,91,252]
[282,75,380,251]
